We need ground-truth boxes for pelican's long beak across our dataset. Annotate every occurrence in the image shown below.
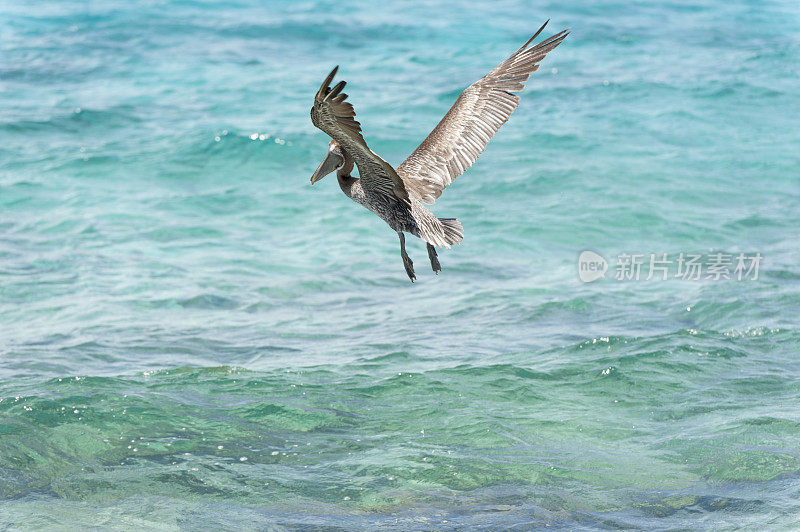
[310,149,343,185]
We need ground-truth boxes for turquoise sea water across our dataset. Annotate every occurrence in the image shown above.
[2,0,799,528]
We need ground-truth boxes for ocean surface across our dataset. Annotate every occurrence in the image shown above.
[2,0,799,529]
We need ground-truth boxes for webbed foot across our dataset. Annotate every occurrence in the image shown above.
[427,243,441,274]
[403,254,416,282]
[398,231,416,282]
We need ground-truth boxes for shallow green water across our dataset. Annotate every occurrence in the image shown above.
[1,0,799,528]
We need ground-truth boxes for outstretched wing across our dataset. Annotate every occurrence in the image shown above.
[311,67,409,204]
[396,22,569,204]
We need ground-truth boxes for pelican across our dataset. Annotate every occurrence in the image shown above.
[309,21,568,282]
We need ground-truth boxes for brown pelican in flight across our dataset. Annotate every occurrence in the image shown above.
[309,21,568,281]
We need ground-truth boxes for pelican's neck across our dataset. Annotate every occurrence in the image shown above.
[336,150,356,191]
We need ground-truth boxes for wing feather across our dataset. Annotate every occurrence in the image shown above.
[311,67,410,203]
[397,22,569,204]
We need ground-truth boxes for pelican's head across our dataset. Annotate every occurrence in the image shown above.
[310,140,345,184]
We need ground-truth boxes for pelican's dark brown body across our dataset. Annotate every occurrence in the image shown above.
[336,164,461,246]
[309,21,568,281]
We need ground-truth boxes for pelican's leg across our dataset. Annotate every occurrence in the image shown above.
[427,243,441,274]
[398,232,415,282]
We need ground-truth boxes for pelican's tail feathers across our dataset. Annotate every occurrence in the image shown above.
[439,218,463,247]
[413,203,463,248]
